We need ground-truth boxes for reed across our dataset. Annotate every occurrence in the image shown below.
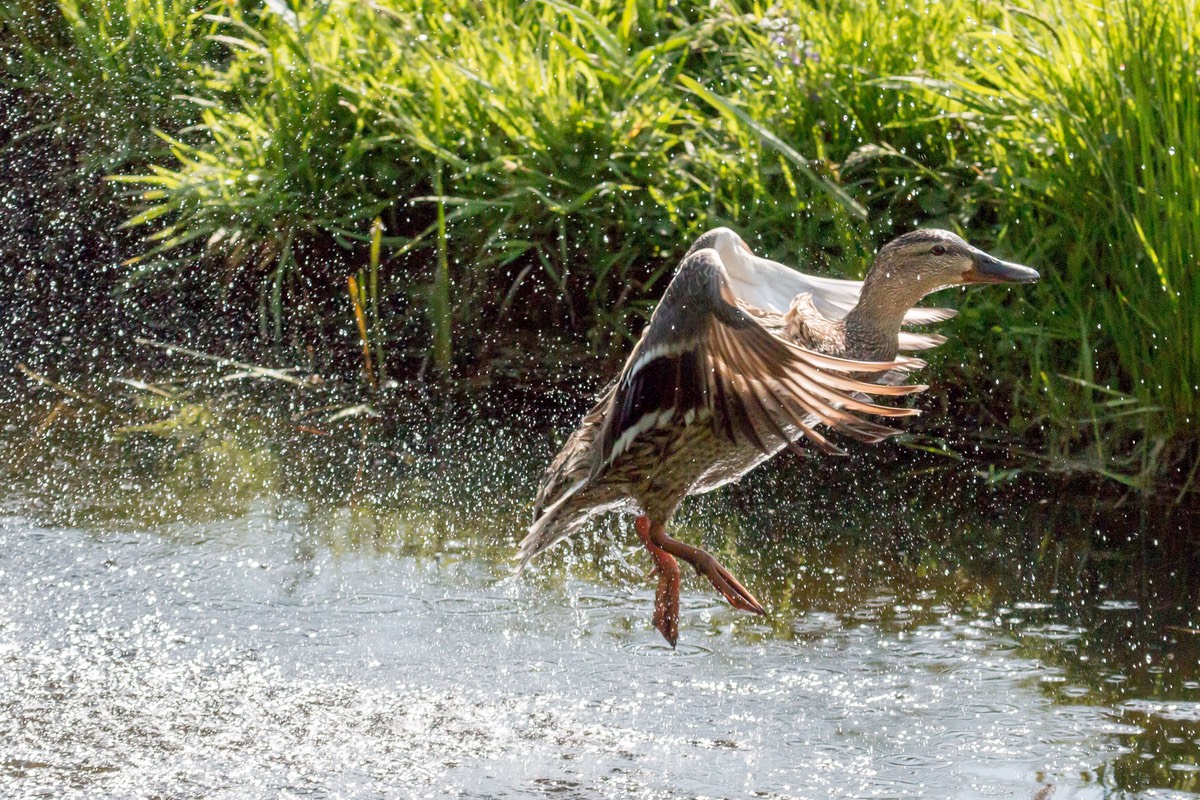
[347,273,377,393]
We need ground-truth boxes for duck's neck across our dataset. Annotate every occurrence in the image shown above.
[843,269,926,362]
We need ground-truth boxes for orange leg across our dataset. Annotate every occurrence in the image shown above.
[635,515,767,647]
[635,515,681,646]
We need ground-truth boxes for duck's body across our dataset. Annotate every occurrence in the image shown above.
[519,227,1037,645]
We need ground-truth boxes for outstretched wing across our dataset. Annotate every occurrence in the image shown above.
[591,248,928,475]
[696,227,957,349]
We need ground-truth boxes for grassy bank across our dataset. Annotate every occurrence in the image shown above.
[2,0,1197,493]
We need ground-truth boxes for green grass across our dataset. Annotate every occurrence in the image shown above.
[903,0,1200,487]
[5,0,1199,492]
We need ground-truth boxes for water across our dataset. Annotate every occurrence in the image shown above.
[1,402,1198,799]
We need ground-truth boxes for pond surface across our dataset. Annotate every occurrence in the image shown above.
[1,396,1198,799]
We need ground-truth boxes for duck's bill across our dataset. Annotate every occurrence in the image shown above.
[964,252,1040,284]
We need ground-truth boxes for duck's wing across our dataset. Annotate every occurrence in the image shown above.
[898,307,956,351]
[592,248,929,471]
[717,244,858,317]
[716,242,957,330]
[897,330,948,351]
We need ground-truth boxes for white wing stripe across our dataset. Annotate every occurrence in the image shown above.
[626,340,692,384]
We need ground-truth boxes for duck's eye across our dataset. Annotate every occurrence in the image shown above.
[931,245,946,256]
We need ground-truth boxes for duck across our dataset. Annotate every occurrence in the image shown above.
[517,227,1038,646]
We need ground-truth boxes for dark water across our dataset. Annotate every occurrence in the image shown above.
[1,400,1198,799]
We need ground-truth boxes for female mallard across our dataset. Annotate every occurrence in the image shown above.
[518,227,1038,645]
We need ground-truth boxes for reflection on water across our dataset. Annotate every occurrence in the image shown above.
[0,396,1197,798]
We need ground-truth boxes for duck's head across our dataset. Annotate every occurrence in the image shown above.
[871,229,1039,297]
